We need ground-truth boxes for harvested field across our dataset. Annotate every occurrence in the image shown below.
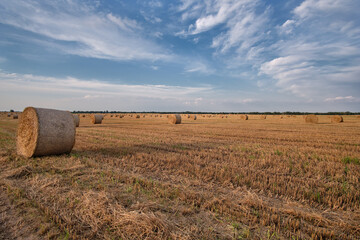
[0,115,359,239]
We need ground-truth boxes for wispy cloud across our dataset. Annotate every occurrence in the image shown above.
[178,0,268,55]
[259,0,360,98]
[324,96,359,102]
[176,0,360,102]
[184,61,214,74]
[0,0,172,61]
[0,70,213,100]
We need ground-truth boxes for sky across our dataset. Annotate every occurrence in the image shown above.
[0,0,359,112]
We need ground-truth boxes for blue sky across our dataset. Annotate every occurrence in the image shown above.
[0,0,359,112]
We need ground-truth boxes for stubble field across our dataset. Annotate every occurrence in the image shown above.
[0,114,359,239]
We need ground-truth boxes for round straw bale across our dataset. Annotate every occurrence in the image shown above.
[331,115,343,123]
[168,114,181,124]
[73,115,80,127]
[136,115,140,118]
[7,113,11,117]
[13,114,18,119]
[16,107,76,158]
[239,114,248,120]
[260,115,267,119]
[91,114,103,124]
[190,115,197,120]
[82,115,86,118]
[305,114,318,124]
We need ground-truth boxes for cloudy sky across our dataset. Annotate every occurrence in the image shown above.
[0,0,359,112]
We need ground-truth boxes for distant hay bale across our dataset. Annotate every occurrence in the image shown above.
[331,115,343,123]
[136,115,140,118]
[73,115,80,127]
[168,114,181,124]
[239,114,248,120]
[82,115,86,118]
[260,115,267,119]
[91,114,104,124]
[7,113,11,117]
[13,114,18,119]
[305,114,318,124]
[110,115,113,117]
[187,114,191,118]
[16,107,76,158]
[190,115,197,120]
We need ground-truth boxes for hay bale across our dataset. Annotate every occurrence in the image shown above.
[239,114,248,120]
[305,114,318,124]
[82,115,86,118]
[136,115,140,118]
[7,113,11,117]
[13,114,18,119]
[92,114,103,124]
[260,115,267,119]
[16,107,76,158]
[190,115,197,120]
[73,115,80,127]
[168,114,181,124]
[331,115,343,123]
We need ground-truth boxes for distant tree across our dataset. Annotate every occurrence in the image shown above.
[10,109,14,112]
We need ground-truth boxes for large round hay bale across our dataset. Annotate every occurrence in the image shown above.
[168,114,181,124]
[13,114,18,119]
[136,115,140,118]
[91,114,103,124]
[16,107,76,158]
[190,115,197,120]
[331,115,343,123]
[240,114,248,120]
[305,114,318,124]
[73,115,80,127]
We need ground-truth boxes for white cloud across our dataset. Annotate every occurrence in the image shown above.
[151,66,159,70]
[149,1,163,8]
[0,70,212,100]
[184,61,214,74]
[294,0,354,19]
[324,96,358,102]
[178,0,267,55]
[0,1,171,61]
[259,0,360,99]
